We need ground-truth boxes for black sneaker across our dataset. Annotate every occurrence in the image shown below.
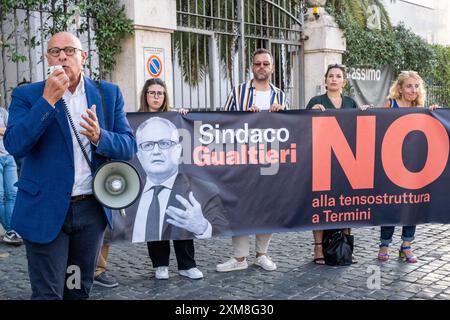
[2,230,23,246]
[93,272,119,288]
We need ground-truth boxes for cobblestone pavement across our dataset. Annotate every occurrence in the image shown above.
[2,224,450,300]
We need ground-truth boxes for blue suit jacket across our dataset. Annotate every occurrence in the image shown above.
[4,76,137,244]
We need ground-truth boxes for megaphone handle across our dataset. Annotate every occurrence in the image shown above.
[119,209,126,217]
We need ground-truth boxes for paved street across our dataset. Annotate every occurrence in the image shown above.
[2,224,450,300]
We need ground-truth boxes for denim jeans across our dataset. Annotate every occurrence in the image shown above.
[380,226,416,246]
[0,154,18,231]
[25,197,107,300]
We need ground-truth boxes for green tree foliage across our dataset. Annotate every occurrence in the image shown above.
[326,0,436,75]
[0,0,134,78]
[86,0,134,78]
[392,24,436,77]
[427,45,450,106]
[327,0,392,29]
[326,0,450,106]
[430,45,450,86]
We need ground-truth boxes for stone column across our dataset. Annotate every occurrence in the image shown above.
[112,0,177,112]
[303,1,346,105]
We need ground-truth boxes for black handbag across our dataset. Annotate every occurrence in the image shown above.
[322,229,354,266]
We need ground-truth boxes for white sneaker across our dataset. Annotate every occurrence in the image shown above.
[179,267,203,279]
[216,258,248,272]
[155,266,169,280]
[254,255,277,271]
[2,230,23,246]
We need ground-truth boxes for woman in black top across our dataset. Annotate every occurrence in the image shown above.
[306,63,358,265]
[306,64,358,110]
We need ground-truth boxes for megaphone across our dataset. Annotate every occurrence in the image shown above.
[92,161,142,217]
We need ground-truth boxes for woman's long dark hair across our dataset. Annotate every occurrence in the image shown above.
[138,78,170,112]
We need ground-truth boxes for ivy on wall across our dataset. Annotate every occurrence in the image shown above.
[324,0,450,105]
[430,45,450,87]
[87,0,134,78]
[325,0,436,77]
[0,0,134,79]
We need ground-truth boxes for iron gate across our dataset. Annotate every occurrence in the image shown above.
[173,0,305,111]
[0,2,99,108]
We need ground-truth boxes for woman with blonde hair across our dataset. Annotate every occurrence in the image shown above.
[383,70,426,108]
[378,70,438,263]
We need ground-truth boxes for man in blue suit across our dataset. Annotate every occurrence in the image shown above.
[4,32,137,300]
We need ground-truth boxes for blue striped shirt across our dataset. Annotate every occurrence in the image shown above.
[224,80,288,111]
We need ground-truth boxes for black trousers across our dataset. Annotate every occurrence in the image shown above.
[147,240,196,270]
[24,197,106,300]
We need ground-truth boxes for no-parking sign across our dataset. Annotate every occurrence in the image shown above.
[144,47,165,80]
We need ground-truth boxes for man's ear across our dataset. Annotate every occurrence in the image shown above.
[81,51,88,66]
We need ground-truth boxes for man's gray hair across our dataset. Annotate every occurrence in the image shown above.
[136,116,180,143]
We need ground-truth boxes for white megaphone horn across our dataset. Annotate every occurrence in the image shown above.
[92,161,142,217]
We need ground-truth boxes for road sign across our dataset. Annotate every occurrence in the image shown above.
[144,47,165,80]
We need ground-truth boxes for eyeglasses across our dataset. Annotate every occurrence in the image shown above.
[47,46,82,57]
[139,139,177,151]
[327,63,346,69]
[253,61,271,67]
[147,90,165,98]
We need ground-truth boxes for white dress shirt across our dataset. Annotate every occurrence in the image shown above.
[62,76,93,196]
[132,172,212,243]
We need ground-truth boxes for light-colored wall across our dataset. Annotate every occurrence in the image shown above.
[382,0,450,45]
[303,7,346,105]
[112,0,176,112]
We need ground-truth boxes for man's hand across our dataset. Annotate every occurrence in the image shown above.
[43,69,69,106]
[249,106,261,112]
[269,103,284,112]
[166,192,208,236]
[80,105,101,145]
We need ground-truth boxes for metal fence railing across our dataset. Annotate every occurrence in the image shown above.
[426,84,450,108]
[0,2,98,108]
[173,0,305,111]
